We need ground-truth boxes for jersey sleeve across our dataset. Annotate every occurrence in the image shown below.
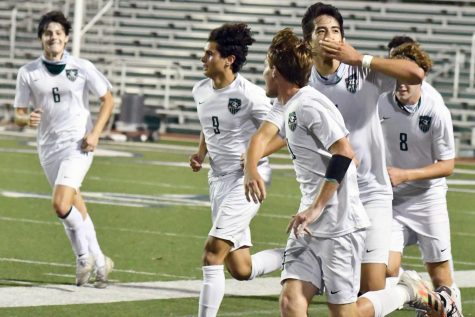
[249,85,272,123]
[84,60,112,98]
[14,67,31,108]
[264,103,285,138]
[300,100,348,150]
[432,107,455,160]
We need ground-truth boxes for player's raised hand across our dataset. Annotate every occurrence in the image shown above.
[81,133,99,153]
[29,108,43,127]
[318,38,363,66]
[244,168,266,204]
[189,153,203,172]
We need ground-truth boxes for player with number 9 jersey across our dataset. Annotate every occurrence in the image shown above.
[193,73,271,177]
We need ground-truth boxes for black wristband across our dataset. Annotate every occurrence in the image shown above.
[324,154,352,184]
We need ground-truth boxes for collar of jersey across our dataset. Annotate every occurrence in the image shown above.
[313,63,347,85]
[41,50,70,75]
[394,93,421,114]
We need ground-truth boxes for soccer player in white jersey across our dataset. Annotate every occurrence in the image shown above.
[244,27,441,317]
[378,42,463,317]
[14,11,114,288]
[301,2,425,294]
[189,23,283,317]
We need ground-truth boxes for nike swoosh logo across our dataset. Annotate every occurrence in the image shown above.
[330,290,341,294]
[215,227,224,230]
[198,101,205,105]
[366,249,376,253]
[441,248,448,252]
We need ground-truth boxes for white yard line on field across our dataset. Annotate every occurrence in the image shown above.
[0,271,474,308]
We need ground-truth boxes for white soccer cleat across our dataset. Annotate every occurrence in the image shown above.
[94,256,114,289]
[398,271,444,316]
[433,286,464,317]
[76,255,94,286]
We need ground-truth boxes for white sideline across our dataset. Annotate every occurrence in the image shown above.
[0,271,475,308]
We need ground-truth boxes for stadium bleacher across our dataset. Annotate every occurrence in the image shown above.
[1,0,475,155]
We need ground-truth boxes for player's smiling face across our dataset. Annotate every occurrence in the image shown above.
[201,41,227,79]
[41,22,68,59]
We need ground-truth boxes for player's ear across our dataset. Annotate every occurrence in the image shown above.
[225,55,235,68]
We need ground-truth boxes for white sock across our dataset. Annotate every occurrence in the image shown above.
[451,282,462,311]
[385,267,404,289]
[84,214,105,267]
[60,206,88,260]
[198,265,225,317]
[361,285,410,317]
[249,248,284,280]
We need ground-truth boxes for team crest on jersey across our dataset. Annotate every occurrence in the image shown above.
[419,116,432,133]
[227,98,241,115]
[345,71,358,93]
[288,111,297,131]
[66,69,78,81]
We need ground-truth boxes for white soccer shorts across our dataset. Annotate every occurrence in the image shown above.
[281,229,366,304]
[361,199,393,264]
[390,201,452,263]
[208,170,261,251]
[42,151,93,191]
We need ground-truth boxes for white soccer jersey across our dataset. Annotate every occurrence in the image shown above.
[193,73,271,175]
[309,64,394,203]
[14,55,111,165]
[271,86,369,237]
[378,87,455,201]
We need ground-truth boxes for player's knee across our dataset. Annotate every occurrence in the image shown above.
[227,266,251,281]
[279,292,300,317]
[202,250,225,266]
[52,199,71,217]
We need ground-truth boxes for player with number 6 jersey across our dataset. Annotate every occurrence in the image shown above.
[14,11,114,288]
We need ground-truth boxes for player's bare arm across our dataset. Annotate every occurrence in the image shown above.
[15,107,43,127]
[190,131,207,172]
[387,159,454,187]
[244,121,282,203]
[288,136,354,237]
[319,38,424,84]
[81,90,114,152]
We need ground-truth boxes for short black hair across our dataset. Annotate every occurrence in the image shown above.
[208,23,255,73]
[301,2,344,42]
[387,36,415,50]
[37,11,71,38]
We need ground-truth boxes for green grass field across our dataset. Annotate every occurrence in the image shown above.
[0,133,473,316]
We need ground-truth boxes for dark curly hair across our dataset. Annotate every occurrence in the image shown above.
[37,11,72,38]
[208,23,255,73]
[267,28,312,88]
[301,2,344,42]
